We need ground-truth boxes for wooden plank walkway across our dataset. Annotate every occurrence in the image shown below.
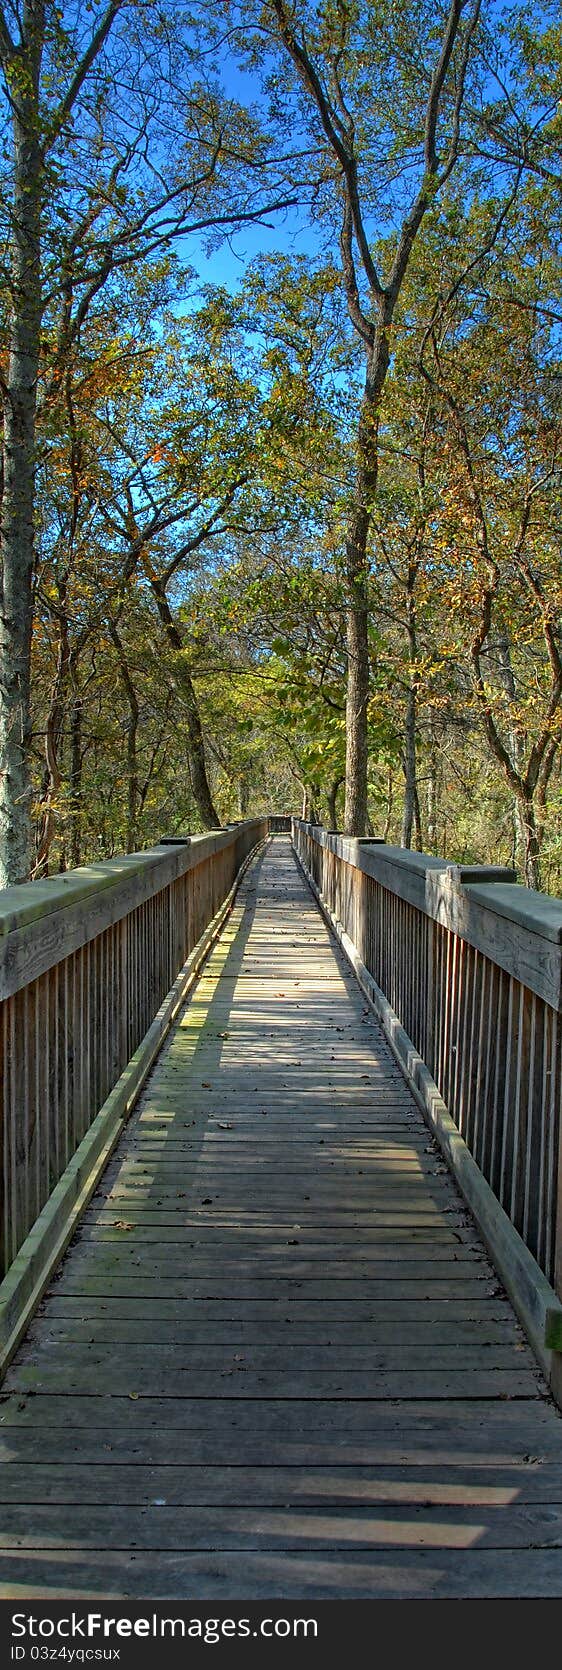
[1,836,562,1598]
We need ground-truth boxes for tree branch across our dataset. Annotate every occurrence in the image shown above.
[0,2,15,67]
[45,0,126,156]
[271,0,384,299]
[339,193,374,348]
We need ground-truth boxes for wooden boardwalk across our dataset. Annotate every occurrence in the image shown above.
[1,836,562,1598]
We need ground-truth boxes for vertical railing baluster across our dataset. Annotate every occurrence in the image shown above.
[292,818,562,1301]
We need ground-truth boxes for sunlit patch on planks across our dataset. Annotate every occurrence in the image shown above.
[1,837,562,1600]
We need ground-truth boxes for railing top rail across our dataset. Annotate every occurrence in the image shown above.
[0,819,269,1003]
[293,818,562,1008]
[0,822,266,940]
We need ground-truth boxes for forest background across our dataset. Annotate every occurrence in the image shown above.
[1,0,561,891]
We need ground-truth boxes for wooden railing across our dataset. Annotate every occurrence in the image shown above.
[267,815,292,832]
[292,819,562,1373]
[0,819,268,1279]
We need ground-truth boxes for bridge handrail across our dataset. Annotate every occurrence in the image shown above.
[292,819,562,1339]
[0,818,269,1282]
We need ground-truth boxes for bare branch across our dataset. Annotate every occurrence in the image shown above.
[271,0,384,299]
[45,1,126,156]
[388,0,481,303]
[438,0,484,181]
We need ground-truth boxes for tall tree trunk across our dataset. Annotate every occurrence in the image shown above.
[327,774,343,831]
[400,565,422,849]
[426,720,438,852]
[69,696,83,869]
[150,582,221,828]
[401,685,418,849]
[109,623,139,852]
[516,791,542,890]
[300,784,318,822]
[183,673,220,828]
[382,767,394,842]
[0,4,45,884]
[125,710,139,852]
[344,501,370,836]
[496,636,528,874]
[271,0,480,838]
[344,336,388,836]
[34,591,71,874]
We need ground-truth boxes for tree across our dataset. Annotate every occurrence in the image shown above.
[261,0,485,833]
[420,265,562,887]
[0,0,294,881]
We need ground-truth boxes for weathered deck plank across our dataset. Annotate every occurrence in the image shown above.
[1,836,562,1599]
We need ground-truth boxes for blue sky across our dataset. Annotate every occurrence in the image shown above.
[180,44,323,292]
[181,208,318,292]
[178,2,559,297]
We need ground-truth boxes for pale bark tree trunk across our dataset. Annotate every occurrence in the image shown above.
[495,636,529,874]
[344,500,371,836]
[34,604,70,874]
[109,624,140,854]
[125,703,139,853]
[343,326,389,835]
[516,791,542,891]
[426,722,438,852]
[326,774,343,830]
[382,766,394,842]
[401,687,418,848]
[300,785,318,822]
[0,0,124,882]
[0,2,45,884]
[401,609,421,849]
[69,695,83,869]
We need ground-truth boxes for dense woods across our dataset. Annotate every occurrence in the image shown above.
[0,0,561,888]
